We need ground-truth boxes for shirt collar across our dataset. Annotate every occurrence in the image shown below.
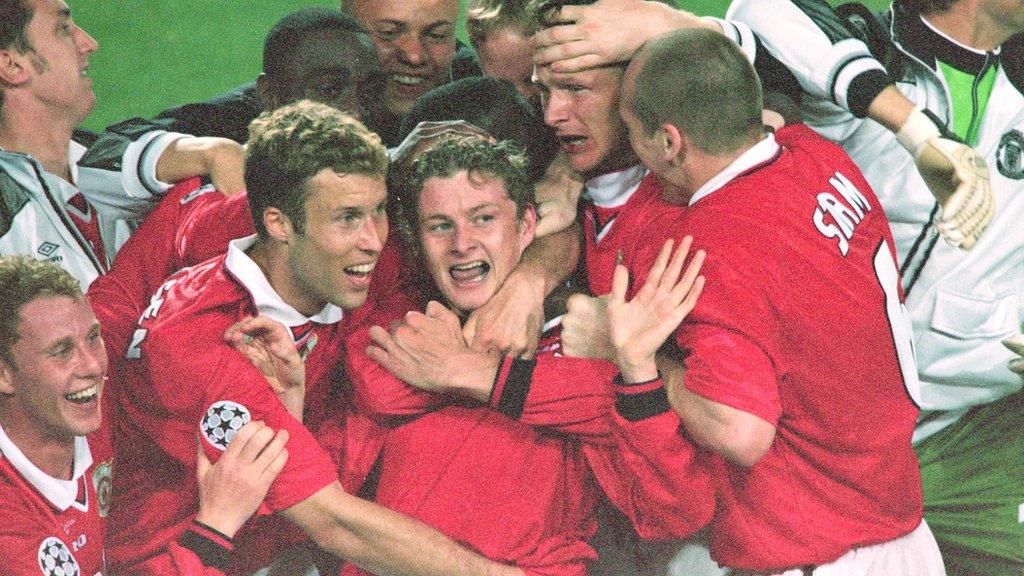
[583,164,649,208]
[688,133,780,207]
[0,423,92,511]
[224,236,344,326]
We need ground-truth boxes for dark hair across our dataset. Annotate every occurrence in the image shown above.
[392,134,533,256]
[400,76,560,183]
[629,29,763,156]
[0,256,82,367]
[901,0,958,15]
[263,7,368,77]
[245,100,387,238]
[0,0,34,109]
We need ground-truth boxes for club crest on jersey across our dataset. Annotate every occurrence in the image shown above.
[996,130,1024,180]
[38,536,79,576]
[200,401,252,451]
[92,460,112,518]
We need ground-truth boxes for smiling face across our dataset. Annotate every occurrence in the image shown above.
[12,0,99,124]
[536,65,636,179]
[282,169,388,314]
[351,0,458,118]
[0,295,106,447]
[417,170,536,314]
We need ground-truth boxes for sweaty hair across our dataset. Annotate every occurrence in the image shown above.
[262,7,368,77]
[392,134,532,255]
[0,0,33,109]
[0,256,82,367]
[526,0,675,32]
[628,28,764,156]
[245,100,387,238]
[400,76,560,184]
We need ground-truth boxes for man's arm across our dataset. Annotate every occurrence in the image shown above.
[155,136,246,196]
[283,483,523,576]
[464,223,580,356]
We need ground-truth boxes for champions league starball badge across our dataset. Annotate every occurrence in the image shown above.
[38,537,79,576]
[200,400,252,451]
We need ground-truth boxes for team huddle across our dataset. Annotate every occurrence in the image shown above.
[1,0,1022,576]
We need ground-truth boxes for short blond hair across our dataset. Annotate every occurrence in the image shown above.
[0,256,82,366]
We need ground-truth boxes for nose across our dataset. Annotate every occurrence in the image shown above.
[78,339,107,380]
[393,34,427,66]
[74,24,99,55]
[543,90,569,128]
[450,224,477,256]
[359,212,386,253]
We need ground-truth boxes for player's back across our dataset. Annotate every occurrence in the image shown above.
[678,124,923,568]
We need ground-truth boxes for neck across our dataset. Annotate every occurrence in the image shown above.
[0,407,75,480]
[924,3,1015,51]
[0,103,76,182]
[247,238,324,317]
[678,134,766,203]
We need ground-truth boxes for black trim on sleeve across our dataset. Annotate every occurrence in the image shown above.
[846,68,892,117]
[616,387,671,422]
[752,36,805,106]
[495,358,536,419]
[179,526,232,571]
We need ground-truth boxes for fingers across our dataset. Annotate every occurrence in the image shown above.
[669,248,706,304]
[609,263,630,306]
[195,437,211,480]
[638,238,675,298]
[662,236,694,290]
[425,300,463,338]
[254,429,290,482]
[233,421,276,463]
[462,313,479,346]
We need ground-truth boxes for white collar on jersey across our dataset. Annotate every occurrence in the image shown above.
[225,235,344,326]
[688,133,780,207]
[583,164,649,208]
[0,423,92,511]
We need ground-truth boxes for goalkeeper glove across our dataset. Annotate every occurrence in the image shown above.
[896,108,994,250]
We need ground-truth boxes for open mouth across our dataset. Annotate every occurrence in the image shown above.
[558,135,588,152]
[65,384,98,405]
[449,261,490,284]
[344,262,375,279]
[391,74,428,87]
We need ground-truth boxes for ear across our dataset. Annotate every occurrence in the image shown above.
[0,359,16,396]
[518,204,538,252]
[0,48,31,88]
[255,73,279,112]
[263,206,294,244]
[660,123,685,165]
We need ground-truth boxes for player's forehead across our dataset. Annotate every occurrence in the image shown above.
[14,296,96,349]
[352,0,457,29]
[303,169,386,211]
[419,171,513,217]
[535,65,623,92]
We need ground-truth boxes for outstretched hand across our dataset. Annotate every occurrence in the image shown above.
[607,237,705,383]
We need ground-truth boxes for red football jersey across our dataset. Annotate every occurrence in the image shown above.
[0,427,110,576]
[674,125,922,570]
[104,237,345,575]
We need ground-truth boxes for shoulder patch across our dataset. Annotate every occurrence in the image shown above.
[180,183,217,205]
[38,536,79,576]
[200,400,252,451]
[92,460,112,518]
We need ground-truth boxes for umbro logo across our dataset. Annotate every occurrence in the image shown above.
[37,242,59,257]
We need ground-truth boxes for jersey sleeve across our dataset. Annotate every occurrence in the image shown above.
[488,353,617,439]
[583,375,715,540]
[674,253,783,425]
[76,119,187,216]
[144,328,338,513]
[176,192,255,268]
[727,0,891,123]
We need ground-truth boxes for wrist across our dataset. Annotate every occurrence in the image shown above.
[194,508,244,539]
[895,107,940,155]
[617,356,659,384]
[450,350,502,402]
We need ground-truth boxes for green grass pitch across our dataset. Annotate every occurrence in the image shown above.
[74,0,891,131]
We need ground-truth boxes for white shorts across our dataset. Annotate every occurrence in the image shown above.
[736,520,946,576]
